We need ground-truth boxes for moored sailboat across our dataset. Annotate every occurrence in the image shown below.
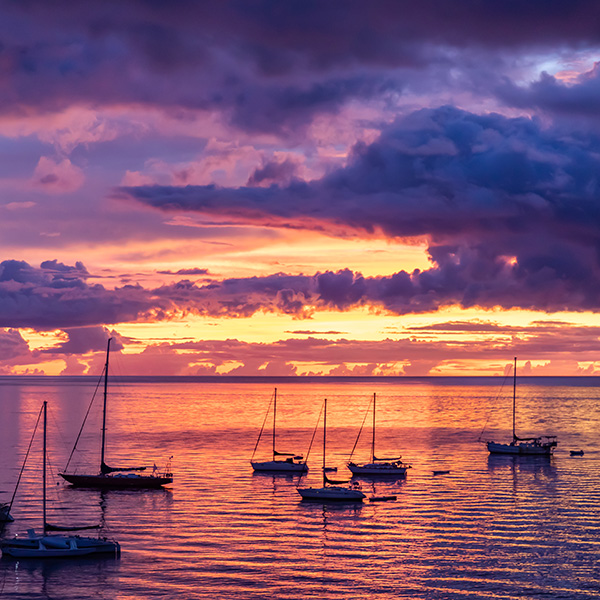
[486,358,557,456]
[1,402,120,559]
[251,388,308,473]
[347,393,410,477]
[59,338,173,489]
[297,399,365,502]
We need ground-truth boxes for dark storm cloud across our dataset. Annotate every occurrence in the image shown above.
[3,1,600,132]
[497,63,600,119]
[42,325,124,355]
[0,259,169,329]
[248,158,300,187]
[122,106,600,313]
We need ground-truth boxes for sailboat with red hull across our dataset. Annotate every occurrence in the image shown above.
[59,338,173,490]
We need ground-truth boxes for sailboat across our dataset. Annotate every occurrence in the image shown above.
[487,358,557,456]
[59,338,173,489]
[251,388,308,473]
[1,402,120,559]
[297,399,365,502]
[347,393,411,476]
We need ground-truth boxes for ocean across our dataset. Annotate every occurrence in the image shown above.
[1,376,599,599]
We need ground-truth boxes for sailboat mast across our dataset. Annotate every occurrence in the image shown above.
[100,338,111,470]
[371,393,376,462]
[512,357,517,441]
[272,388,277,461]
[322,398,327,487]
[42,400,47,536]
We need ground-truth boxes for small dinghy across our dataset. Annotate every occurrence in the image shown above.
[570,450,584,456]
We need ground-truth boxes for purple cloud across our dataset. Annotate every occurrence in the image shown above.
[0,260,167,329]
[3,1,600,134]
[121,106,600,313]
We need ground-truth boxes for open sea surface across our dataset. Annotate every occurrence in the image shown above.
[1,375,600,599]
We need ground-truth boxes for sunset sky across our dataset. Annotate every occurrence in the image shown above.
[2,1,600,376]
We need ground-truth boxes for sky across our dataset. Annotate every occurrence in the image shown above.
[2,0,600,376]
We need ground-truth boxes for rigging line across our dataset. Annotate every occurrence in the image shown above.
[250,389,275,461]
[347,395,373,461]
[8,403,43,513]
[48,402,70,454]
[63,366,105,472]
[297,401,324,488]
[477,366,513,441]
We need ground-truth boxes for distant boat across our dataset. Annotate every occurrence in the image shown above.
[297,399,365,502]
[347,393,411,477]
[486,358,557,456]
[570,450,584,456]
[1,401,120,559]
[251,388,308,473]
[59,338,173,489]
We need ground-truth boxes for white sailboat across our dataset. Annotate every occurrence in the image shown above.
[297,399,365,502]
[251,388,308,473]
[59,338,173,489]
[1,401,120,559]
[487,358,557,456]
[347,393,410,477]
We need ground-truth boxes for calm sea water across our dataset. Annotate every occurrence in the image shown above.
[1,376,600,599]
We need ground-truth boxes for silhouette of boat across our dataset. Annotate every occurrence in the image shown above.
[1,402,120,559]
[486,358,557,456]
[298,399,365,502]
[251,388,308,473]
[59,338,173,489]
[347,393,410,477]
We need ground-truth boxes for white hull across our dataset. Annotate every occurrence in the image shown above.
[297,486,365,502]
[348,462,408,476]
[251,460,308,472]
[487,440,556,456]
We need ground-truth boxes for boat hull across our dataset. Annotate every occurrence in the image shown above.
[60,473,172,489]
[251,460,308,473]
[487,441,556,456]
[1,535,120,559]
[297,486,365,502]
[348,462,408,476]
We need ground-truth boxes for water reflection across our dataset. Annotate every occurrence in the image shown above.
[1,378,600,599]
[0,555,120,599]
[487,454,557,477]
